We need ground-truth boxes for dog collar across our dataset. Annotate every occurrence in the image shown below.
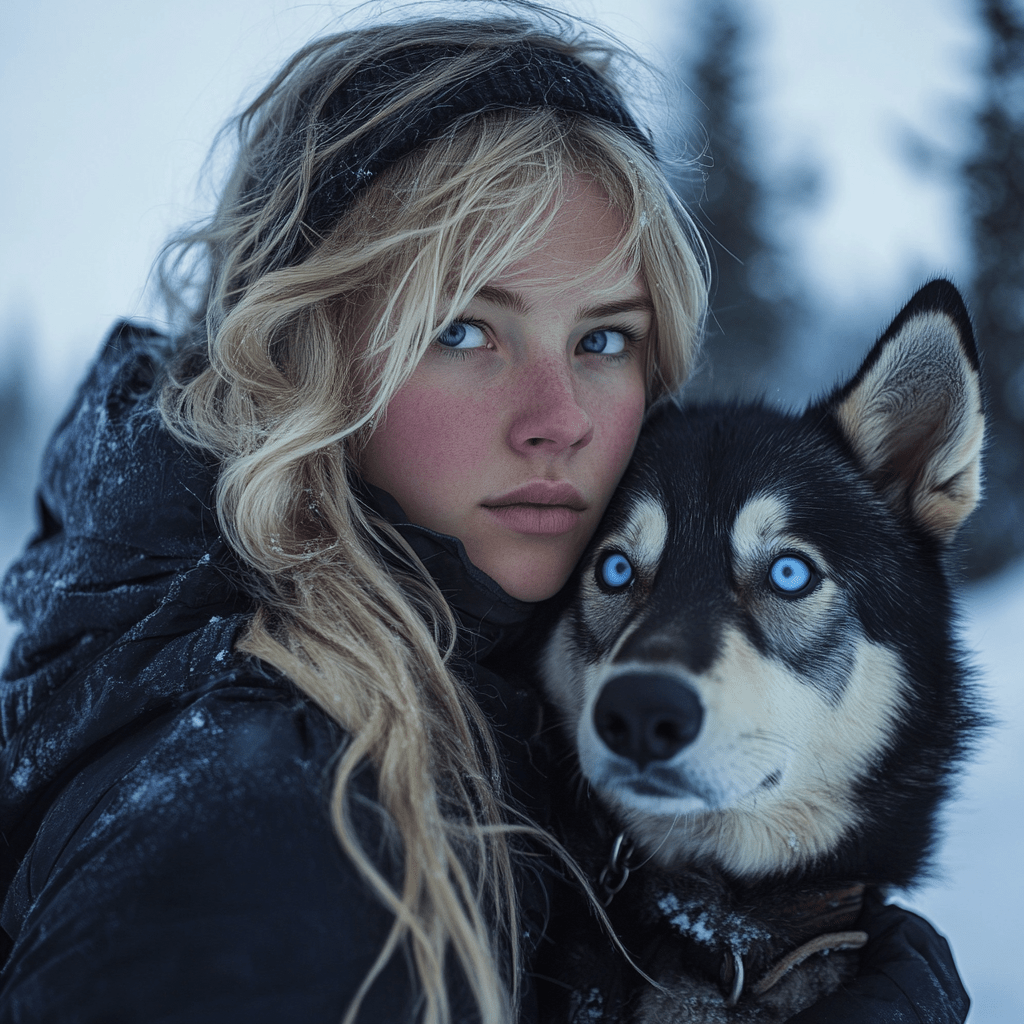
[656,877,869,1006]
[596,829,870,1008]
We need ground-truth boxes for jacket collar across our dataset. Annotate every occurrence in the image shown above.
[356,481,535,660]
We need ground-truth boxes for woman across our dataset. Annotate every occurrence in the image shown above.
[0,8,967,1023]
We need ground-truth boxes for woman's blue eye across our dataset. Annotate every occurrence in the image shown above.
[598,552,634,590]
[768,555,815,597]
[436,322,486,350]
[580,330,627,356]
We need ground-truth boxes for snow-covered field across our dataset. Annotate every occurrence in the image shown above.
[902,558,1024,1022]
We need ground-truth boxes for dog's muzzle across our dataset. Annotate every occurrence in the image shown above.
[593,673,703,769]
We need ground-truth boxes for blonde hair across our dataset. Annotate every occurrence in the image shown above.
[158,11,707,1024]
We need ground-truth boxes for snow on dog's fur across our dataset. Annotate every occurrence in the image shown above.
[538,280,985,1022]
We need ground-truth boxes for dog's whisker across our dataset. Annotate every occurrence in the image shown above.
[632,812,682,871]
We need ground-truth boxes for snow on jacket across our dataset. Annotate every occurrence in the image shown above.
[0,322,550,1022]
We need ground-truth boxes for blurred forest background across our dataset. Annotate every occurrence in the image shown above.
[667,0,1024,580]
[3,0,1022,578]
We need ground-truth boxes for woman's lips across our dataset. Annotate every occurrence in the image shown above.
[483,504,584,535]
[481,481,587,536]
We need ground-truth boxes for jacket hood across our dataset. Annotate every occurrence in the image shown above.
[0,321,533,866]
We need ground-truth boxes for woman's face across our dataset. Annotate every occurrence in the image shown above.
[361,179,651,602]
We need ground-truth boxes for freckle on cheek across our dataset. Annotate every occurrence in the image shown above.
[604,396,646,461]
[381,388,492,482]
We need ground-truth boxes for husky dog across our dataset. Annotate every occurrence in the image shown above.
[538,280,985,1023]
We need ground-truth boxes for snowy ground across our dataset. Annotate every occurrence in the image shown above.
[901,559,1024,1023]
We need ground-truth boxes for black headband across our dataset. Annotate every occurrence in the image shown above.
[304,42,655,235]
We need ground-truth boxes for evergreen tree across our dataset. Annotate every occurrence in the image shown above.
[963,0,1024,578]
[0,330,33,485]
[672,0,800,400]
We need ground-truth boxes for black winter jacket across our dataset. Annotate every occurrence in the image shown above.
[0,323,549,1021]
[0,324,968,1023]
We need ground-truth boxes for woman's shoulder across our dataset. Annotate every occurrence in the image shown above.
[0,652,419,1022]
[2,611,355,908]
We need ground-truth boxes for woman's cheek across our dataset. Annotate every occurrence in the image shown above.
[361,379,496,524]
[594,382,647,490]
[611,388,646,459]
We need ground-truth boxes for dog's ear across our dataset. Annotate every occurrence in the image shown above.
[823,279,985,543]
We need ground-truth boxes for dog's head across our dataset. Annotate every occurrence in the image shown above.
[542,279,985,883]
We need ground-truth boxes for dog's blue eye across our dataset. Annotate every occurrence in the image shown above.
[768,555,815,597]
[599,552,634,590]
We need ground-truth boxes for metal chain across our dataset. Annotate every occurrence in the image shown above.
[597,831,636,906]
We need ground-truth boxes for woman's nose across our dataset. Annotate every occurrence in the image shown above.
[507,358,594,454]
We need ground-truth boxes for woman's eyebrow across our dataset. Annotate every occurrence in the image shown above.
[577,296,655,321]
[475,285,530,314]
[473,286,654,321]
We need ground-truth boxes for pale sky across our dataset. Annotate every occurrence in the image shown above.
[0,0,982,389]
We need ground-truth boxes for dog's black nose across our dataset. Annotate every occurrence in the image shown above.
[593,674,703,768]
